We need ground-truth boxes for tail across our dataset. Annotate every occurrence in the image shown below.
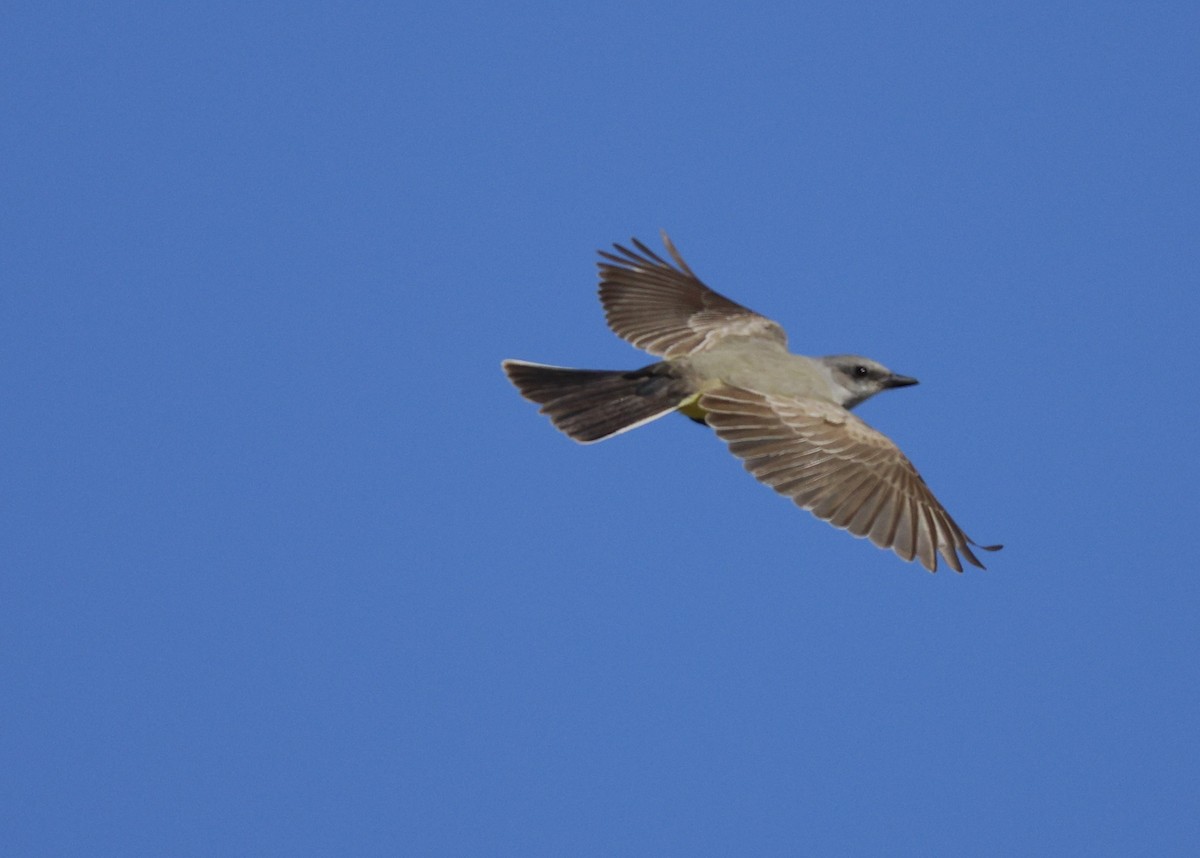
[502,360,693,443]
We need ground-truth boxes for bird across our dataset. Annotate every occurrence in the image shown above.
[501,232,1001,572]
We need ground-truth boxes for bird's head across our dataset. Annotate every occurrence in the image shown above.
[819,355,919,410]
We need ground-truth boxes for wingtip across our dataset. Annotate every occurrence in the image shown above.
[657,230,695,276]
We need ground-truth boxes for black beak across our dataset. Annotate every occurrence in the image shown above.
[885,374,919,389]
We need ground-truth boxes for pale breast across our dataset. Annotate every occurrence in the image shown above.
[681,341,835,401]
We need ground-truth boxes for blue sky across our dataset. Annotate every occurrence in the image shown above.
[3,2,1198,855]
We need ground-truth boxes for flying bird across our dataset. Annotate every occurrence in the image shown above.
[502,233,1001,572]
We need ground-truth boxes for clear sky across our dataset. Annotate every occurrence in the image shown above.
[4,2,1198,855]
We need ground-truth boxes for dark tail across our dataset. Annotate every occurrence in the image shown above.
[502,360,693,443]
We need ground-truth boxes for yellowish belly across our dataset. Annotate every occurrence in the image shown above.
[678,393,707,420]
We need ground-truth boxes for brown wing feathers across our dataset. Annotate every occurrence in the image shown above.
[597,233,787,357]
[700,387,1000,572]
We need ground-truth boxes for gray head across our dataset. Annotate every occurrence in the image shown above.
[819,355,919,410]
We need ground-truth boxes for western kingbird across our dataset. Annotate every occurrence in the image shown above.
[502,233,1001,572]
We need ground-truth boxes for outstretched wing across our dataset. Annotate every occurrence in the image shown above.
[597,232,787,357]
[700,387,1002,572]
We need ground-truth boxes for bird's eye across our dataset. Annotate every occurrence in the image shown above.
[853,365,870,378]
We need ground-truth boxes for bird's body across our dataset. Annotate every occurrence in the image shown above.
[502,233,1000,573]
[685,340,833,403]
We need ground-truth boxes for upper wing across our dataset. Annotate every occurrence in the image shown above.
[597,232,788,357]
[700,387,1001,572]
